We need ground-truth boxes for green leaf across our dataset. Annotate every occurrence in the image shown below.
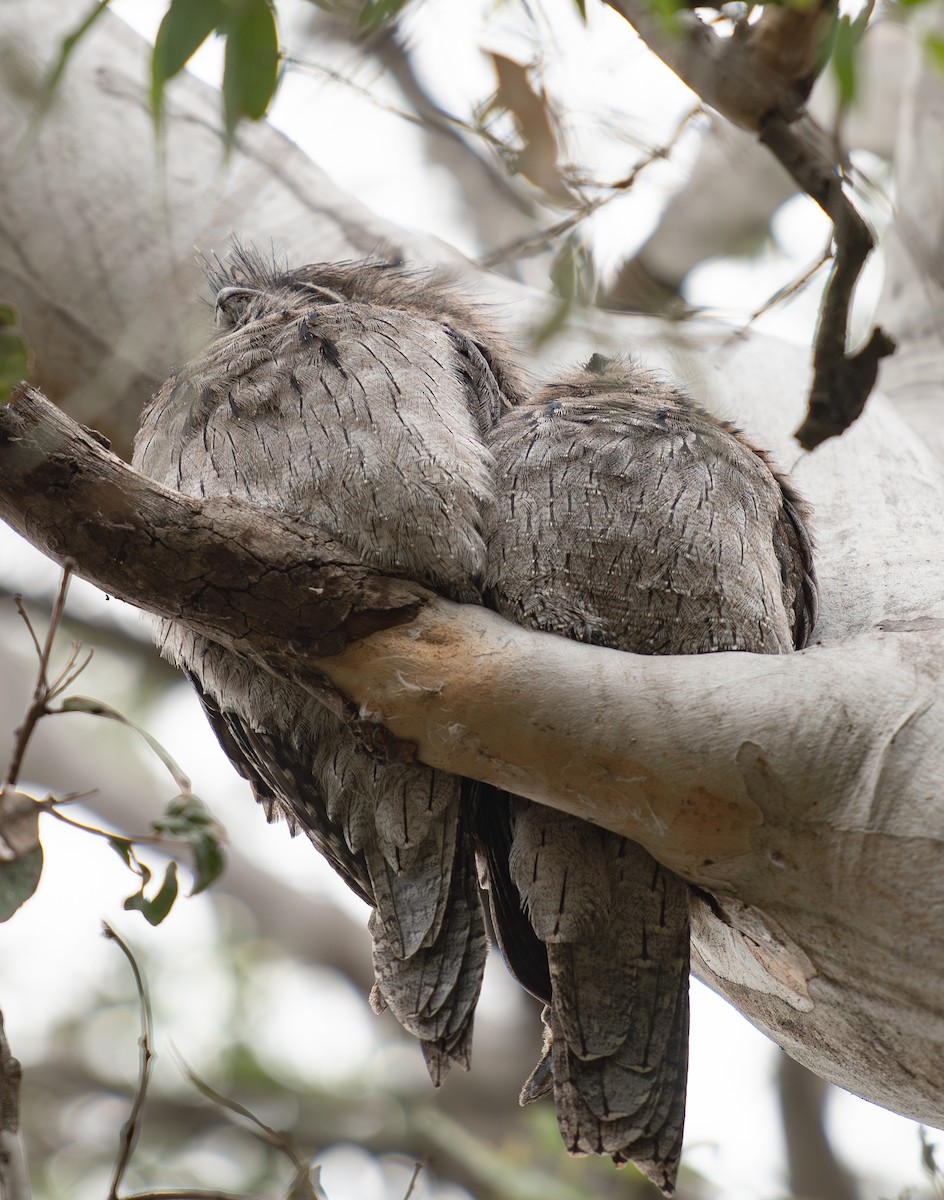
[0,845,43,922]
[0,304,32,403]
[107,835,134,868]
[124,861,179,926]
[152,0,227,125]
[152,795,226,894]
[830,15,860,111]
[189,832,226,894]
[355,0,413,35]
[59,695,192,794]
[571,0,587,20]
[152,793,214,837]
[221,0,280,143]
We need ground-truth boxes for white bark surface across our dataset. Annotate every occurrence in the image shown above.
[1,0,943,1132]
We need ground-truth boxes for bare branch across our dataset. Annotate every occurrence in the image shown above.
[0,385,434,683]
[758,113,896,447]
[103,923,155,1200]
[2,570,72,793]
[179,1060,315,1192]
[601,1,895,445]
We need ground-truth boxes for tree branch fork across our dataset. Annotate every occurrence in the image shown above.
[2,383,944,1130]
[604,0,896,447]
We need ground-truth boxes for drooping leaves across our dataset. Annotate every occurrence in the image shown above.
[152,0,227,126]
[151,794,226,896]
[150,0,280,145]
[221,0,281,144]
[60,696,192,795]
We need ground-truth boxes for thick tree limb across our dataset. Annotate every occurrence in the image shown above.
[778,1055,857,1200]
[603,0,834,132]
[2,384,944,1132]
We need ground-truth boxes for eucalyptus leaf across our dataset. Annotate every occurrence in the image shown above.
[222,0,280,143]
[152,0,227,125]
[124,861,179,926]
[0,845,43,922]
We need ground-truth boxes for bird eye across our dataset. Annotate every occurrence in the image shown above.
[215,286,262,328]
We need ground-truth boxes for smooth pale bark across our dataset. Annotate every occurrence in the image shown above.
[1,0,944,1134]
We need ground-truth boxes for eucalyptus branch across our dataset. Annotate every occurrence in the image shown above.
[602,0,895,445]
[759,113,895,446]
[604,0,835,132]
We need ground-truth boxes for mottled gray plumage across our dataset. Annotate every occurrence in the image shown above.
[133,253,817,1192]
[475,359,817,1194]
[133,248,527,1080]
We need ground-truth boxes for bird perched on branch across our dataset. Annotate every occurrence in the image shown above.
[475,356,817,1193]
[134,251,817,1195]
[133,247,527,1081]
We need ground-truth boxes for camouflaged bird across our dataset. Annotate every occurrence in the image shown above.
[134,251,817,1194]
[133,248,527,1081]
[474,357,817,1194]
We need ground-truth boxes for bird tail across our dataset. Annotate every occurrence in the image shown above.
[477,789,690,1195]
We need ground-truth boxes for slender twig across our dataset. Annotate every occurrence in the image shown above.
[46,645,95,700]
[285,55,509,152]
[401,1161,423,1200]
[2,569,74,793]
[43,805,186,852]
[0,1011,31,1200]
[103,924,155,1200]
[177,1060,316,1196]
[723,240,833,347]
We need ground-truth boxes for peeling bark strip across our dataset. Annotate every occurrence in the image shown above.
[0,385,433,668]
